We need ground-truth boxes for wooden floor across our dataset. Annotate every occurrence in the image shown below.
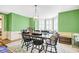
[0,38,12,44]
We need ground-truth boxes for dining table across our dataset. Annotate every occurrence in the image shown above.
[24,32,53,41]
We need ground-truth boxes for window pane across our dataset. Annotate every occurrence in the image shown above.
[54,16,58,32]
[38,19,45,30]
[46,19,52,31]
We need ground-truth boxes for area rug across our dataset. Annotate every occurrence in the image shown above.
[6,40,55,53]
[6,40,79,53]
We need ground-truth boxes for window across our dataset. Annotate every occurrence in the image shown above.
[38,19,45,30]
[36,18,53,31]
[46,19,53,31]
[54,16,58,32]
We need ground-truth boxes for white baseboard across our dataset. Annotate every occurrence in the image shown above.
[7,31,22,40]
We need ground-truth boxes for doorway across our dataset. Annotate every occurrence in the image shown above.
[0,16,2,37]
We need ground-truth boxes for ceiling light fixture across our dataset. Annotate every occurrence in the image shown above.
[34,5,38,19]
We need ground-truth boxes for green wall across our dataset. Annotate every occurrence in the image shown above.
[0,12,35,31]
[11,13,30,31]
[29,18,35,30]
[7,13,12,31]
[58,9,79,33]
[7,13,35,31]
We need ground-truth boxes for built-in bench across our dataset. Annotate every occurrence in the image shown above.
[59,32,73,45]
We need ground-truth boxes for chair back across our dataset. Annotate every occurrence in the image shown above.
[34,30,41,32]
[50,32,60,45]
[41,30,49,35]
[22,31,31,42]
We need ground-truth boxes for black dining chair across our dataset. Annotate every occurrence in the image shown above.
[31,37,44,53]
[41,30,49,44]
[21,31,32,51]
[41,30,49,35]
[45,33,59,53]
[34,30,41,32]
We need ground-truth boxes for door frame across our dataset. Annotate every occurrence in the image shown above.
[0,14,7,39]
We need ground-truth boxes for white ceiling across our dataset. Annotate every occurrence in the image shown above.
[0,5,79,18]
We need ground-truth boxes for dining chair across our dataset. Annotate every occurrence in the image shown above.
[45,32,59,53]
[41,30,49,35]
[31,37,44,53]
[34,30,41,32]
[21,31,32,51]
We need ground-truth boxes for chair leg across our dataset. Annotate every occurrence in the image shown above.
[31,44,34,53]
[54,46,57,53]
[39,45,44,53]
[45,44,48,53]
[26,42,28,51]
[50,45,52,53]
[21,42,25,48]
[40,44,44,50]
[38,46,40,53]
[35,45,37,48]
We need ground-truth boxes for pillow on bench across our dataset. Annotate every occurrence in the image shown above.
[0,46,8,53]
[0,42,8,53]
